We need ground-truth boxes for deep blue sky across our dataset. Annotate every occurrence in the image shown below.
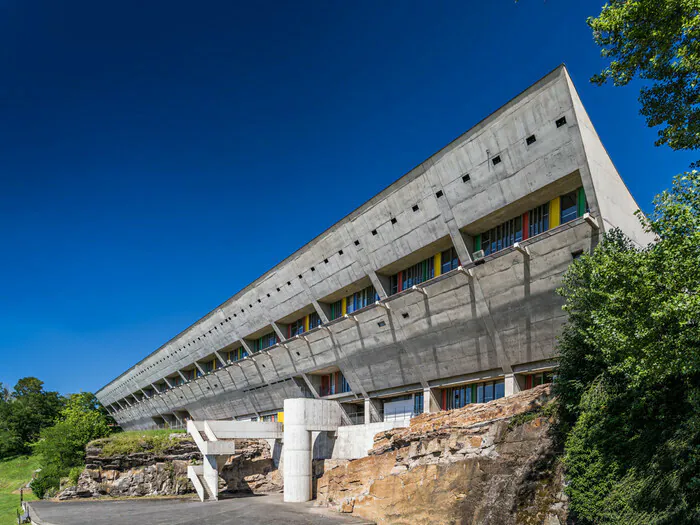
[0,1,695,396]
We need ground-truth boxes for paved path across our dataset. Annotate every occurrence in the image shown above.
[29,494,373,525]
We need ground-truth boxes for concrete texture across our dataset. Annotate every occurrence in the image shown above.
[283,398,344,502]
[95,65,646,432]
[28,495,372,525]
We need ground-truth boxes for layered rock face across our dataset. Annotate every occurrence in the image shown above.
[316,385,566,525]
[57,434,282,499]
[219,439,283,494]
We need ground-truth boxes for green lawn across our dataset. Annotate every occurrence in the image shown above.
[0,456,40,525]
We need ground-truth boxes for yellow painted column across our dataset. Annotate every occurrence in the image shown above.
[341,297,347,316]
[304,315,310,332]
[549,197,561,228]
[433,252,442,277]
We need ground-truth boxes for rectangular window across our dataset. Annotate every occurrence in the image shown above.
[329,299,343,320]
[560,190,578,224]
[289,319,305,337]
[413,392,424,414]
[523,371,556,389]
[254,332,278,352]
[320,371,351,396]
[529,203,549,237]
[389,257,435,295]
[444,379,505,409]
[308,312,322,329]
[261,413,277,422]
[440,247,459,274]
[482,216,523,256]
[346,285,377,314]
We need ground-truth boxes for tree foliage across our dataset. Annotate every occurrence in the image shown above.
[0,377,63,458]
[556,171,700,523]
[589,0,700,151]
[30,393,113,498]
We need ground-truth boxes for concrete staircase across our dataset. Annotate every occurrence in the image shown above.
[186,419,284,502]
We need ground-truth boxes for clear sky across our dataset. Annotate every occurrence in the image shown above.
[0,1,695,396]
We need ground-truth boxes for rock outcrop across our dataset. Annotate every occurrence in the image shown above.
[316,385,566,525]
[57,434,282,499]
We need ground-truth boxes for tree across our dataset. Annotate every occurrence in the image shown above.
[31,392,113,497]
[0,377,63,458]
[556,171,700,523]
[588,0,700,152]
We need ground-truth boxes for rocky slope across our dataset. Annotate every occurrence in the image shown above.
[316,385,566,525]
[57,433,282,499]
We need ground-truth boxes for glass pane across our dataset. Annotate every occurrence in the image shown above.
[494,380,505,399]
[477,384,484,403]
[483,382,494,403]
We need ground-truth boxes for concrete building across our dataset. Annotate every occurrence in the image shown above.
[95,65,651,500]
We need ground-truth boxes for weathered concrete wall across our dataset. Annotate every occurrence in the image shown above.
[98,65,640,432]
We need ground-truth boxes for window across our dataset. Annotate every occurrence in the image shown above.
[481,216,523,256]
[524,371,556,389]
[413,392,424,414]
[462,174,470,182]
[556,116,567,128]
[329,299,343,320]
[201,359,218,373]
[346,285,378,314]
[253,332,278,352]
[389,256,435,295]
[308,311,322,329]
[261,413,278,422]
[560,190,578,224]
[443,379,505,410]
[289,319,305,337]
[492,155,501,165]
[526,134,536,145]
[227,347,248,362]
[528,203,549,238]
[320,371,351,396]
[441,247,460,274]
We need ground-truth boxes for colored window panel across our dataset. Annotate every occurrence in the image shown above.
[560,190,578,224]
[308,312,322,329]
[289,319,305,337]
[441,247,459,274]
[529,203,549,237]
[481,216,523,256]
[549,198,561,228]
[329,299,343,320]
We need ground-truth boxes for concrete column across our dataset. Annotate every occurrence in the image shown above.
[504,373,520,397]
[424,387,441,413]
[283,416,312,502]
[202,454,226,501]
[364,398,371,424]
[283,398,343,503]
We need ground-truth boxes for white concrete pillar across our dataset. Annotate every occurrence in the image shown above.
[505,373,520,397]
[202,454,224,501]
[283,420,312,502]
[364,398,371,424]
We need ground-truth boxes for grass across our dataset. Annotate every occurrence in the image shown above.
[0,455,40,525]
[91,429,188,457]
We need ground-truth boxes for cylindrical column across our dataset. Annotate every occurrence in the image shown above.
[283,399,313,502]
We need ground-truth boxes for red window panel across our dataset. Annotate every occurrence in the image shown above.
[522,212,529,240]
[525,375,532,390]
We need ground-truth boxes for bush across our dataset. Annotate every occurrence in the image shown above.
[67,466,82,486]
[29,465,61,500]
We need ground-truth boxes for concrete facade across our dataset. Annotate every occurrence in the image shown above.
[96,66,650,434]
